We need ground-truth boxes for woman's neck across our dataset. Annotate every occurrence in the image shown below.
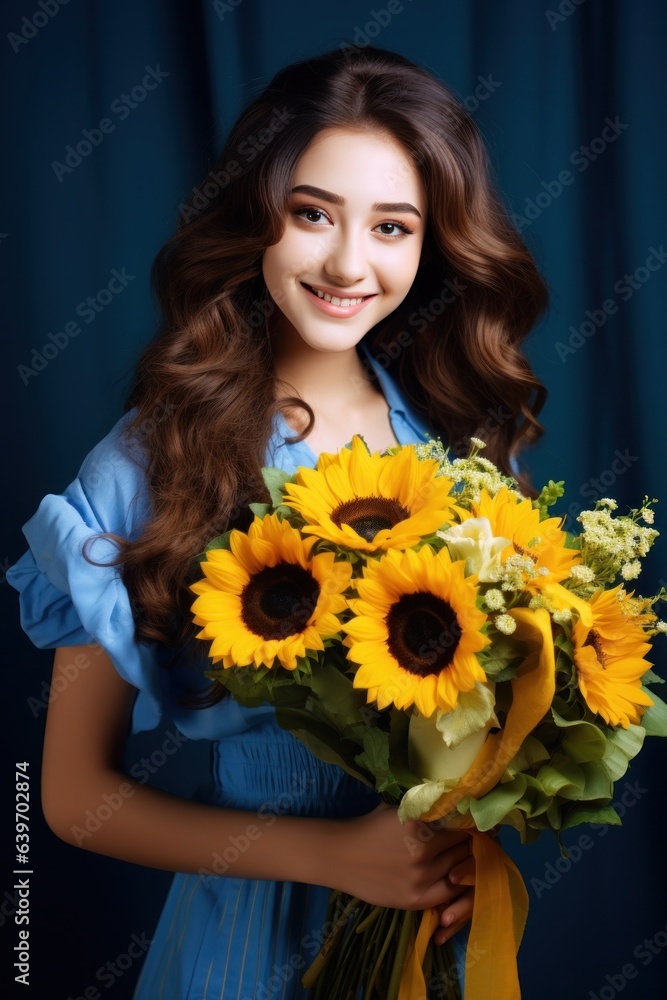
[271,328,380,417]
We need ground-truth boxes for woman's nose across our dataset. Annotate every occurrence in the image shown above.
[322,230,368,286]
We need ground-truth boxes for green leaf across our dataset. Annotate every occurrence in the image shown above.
[536,757,585,799]
[601,724,645,780]
[307,659,371,732]
[469,776,527,830]
[642,668,665,685]
[505,735,550,777]
[576,761,614,801]
[204,530,233,552]
[560,722,608,764]
[248,502,271,518]
[560,803,622,832]
[273,707,374,788]
[640,688,667,736]
[261,466,294,506]
[476,635,528,678]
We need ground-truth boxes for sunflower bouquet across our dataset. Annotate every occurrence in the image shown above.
[190,435,667,1000]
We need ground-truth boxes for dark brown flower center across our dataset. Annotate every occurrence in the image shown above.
[331,496,410,542]
[386,591,462,677]
[241,562,320,640]
[583,627,608,668]
[513,541,538,563]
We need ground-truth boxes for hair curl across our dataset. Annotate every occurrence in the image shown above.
[105,46,550,696]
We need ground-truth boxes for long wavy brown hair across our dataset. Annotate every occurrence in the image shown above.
[103,46,550,694]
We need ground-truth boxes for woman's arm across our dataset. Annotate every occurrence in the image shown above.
[43,644,473,925]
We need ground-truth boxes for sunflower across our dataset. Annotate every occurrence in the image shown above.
[341,544,490,717]
[468,486,593,625]
[572,583,655,728]
[190,513,352,670]
[282,434,464,553]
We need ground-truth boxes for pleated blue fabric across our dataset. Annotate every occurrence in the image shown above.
[8,340,470,999]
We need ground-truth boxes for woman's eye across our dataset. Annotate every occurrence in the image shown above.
[293,208,414,238]
[294,207,329,224]
[375,221,414,238]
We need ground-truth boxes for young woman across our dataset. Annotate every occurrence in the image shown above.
[8,46,548,999]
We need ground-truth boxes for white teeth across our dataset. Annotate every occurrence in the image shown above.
[309,284,365,306]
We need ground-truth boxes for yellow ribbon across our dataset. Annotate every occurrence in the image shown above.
[398,832,528,1000]
[398,607,556,1000]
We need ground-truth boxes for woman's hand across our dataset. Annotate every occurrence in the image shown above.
[331,803,472,912]
[432,838,475,946]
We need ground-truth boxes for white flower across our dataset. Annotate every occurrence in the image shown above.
[621,559,641,580]
[494,613,517,635]
[569,564,596,583]
[437,517,510,582]
[484,588,506,611]
[470,436,487,450]
[552,608,572,624]
[655,621,667,633]
[640,508,655,524]
[598,498,618,510]
[407,682,497,784]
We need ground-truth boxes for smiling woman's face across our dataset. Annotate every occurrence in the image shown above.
[262,127,427,355]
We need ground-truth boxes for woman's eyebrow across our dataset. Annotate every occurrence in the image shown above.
[290,184,422,219]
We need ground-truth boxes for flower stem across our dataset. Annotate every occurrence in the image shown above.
[386,910,415,1000]
[301,894,361,988]
[365,907,400,998]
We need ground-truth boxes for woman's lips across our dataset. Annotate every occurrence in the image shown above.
[300,281,377,317]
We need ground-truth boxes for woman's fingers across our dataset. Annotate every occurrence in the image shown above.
[434,838,471,881]
[433,887,474,945]
[447,855,476,886]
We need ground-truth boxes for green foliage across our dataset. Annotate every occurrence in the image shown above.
[261,466,296,506]
[533,480,566,519]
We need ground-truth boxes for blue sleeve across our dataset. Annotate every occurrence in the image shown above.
[7,412,164,735]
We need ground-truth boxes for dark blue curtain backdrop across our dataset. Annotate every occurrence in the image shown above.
[2,1,666,997]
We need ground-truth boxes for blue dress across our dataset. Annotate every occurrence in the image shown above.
[7,341,469,999]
